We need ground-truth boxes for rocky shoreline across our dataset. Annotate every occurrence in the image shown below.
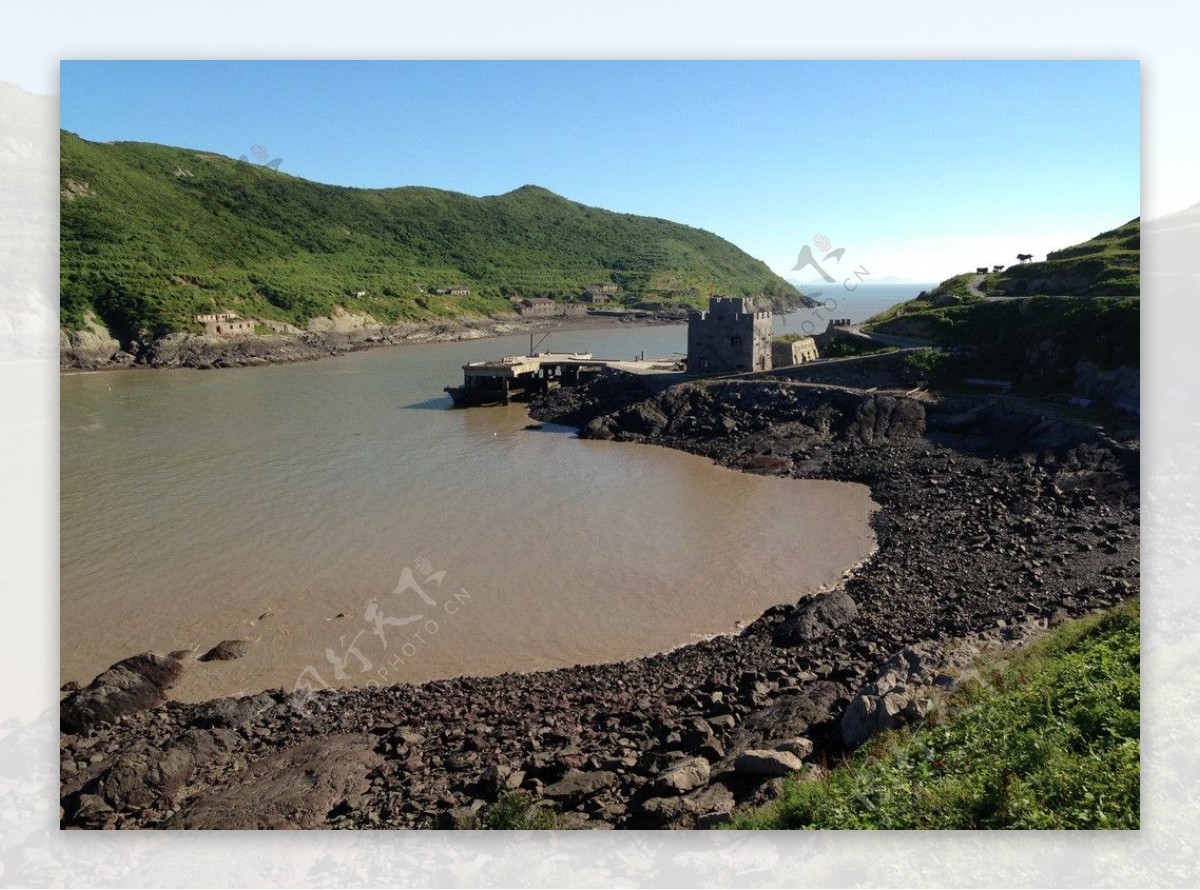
[58,310,690,372]
[59,370,1139,829]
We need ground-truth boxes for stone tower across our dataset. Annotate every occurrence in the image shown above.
[686,297,773,375]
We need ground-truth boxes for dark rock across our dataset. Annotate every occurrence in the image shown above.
[542,769,616,804]
[840,692,907,748]
[190,692,277,729]
[734,749,804,777]
[60,652,184,734]
[636,795,697,826]
[197,639,253,662]
[655,757,711,794]
[99,737,201,810]
[772,591,859,647]
[696,737,725,763]
[768,737,814,760]
[167,734,383,829]
[72,793,114,827]
[697,810,733,829]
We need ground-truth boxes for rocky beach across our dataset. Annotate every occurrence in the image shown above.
[59,361,1139,830]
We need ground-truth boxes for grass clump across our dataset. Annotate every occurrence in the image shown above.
[821,339,898,359]
[729,599,1140,830]
[477,792,560,830]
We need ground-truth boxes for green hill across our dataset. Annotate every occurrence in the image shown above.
[987,218,1140,298]
[60,131,804,342]
[860,219,1140,400]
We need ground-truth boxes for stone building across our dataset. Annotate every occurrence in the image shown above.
[516,297,559,316]
[196,313,254,336]
[513,298,587,317]
[771,336,819,367]
[579,290,612,303]
[686,296,773,375]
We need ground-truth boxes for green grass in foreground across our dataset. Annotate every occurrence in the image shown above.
[478,792,561,829]
[730,599,1140,829]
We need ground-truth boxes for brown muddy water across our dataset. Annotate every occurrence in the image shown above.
[61,324,878,702]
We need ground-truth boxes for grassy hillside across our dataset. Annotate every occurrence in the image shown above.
[731,599,1140,830]
[880,297,1138,394]
[60,131,802,341]
[860,218,1140,397]
[985,218,1140,298]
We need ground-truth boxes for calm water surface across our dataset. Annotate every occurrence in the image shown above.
[61,319,893,701]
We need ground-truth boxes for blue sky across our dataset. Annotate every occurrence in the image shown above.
[60,60,1140,281]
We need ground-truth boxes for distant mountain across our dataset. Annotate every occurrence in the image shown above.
[59,131,807,342]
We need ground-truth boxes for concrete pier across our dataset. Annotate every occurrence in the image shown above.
[444,352,684,406]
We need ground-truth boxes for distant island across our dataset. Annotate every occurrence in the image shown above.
[59,131,809,365]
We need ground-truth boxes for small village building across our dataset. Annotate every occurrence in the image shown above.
[516,297,559,316]
[196,312,255,336]
[579,290,612,303]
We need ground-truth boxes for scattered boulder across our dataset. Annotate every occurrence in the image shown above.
[636,795,696,826]
[71,793,114,827]
[197,639,252,662]
[840,691,907,747]
[840,640,944,747]
[768,737,814,760]
[741,454,793,475]
[734,749,804,777]
[99,737,201,810]
[189,692,277,729]
[656,757,711,795]
[697,810,733,829]
[541,769,616,805]
[772,591,859,647]
[60,652,184,735]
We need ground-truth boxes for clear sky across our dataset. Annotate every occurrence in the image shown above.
[60,60,1140,282]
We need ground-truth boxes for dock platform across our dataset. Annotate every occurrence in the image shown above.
[444,352,684,406]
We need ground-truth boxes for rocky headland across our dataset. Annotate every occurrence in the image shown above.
[59,365,1139,829]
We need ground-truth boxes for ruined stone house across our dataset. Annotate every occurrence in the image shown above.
[771,336,819,367]
[196,313,254,336]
